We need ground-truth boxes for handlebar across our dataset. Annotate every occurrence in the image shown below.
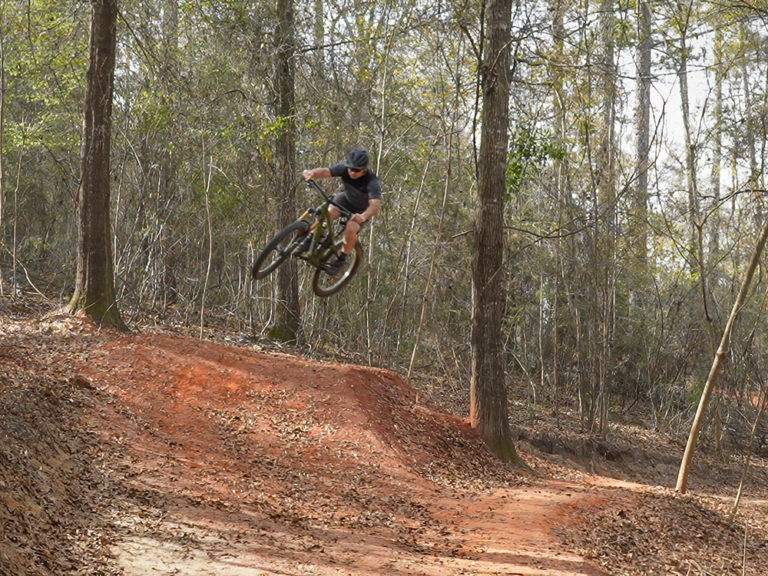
[305,179,352,218]
[306,178,328,198]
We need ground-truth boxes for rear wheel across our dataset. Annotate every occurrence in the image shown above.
[311,241,362,297]
[252,220,309,280]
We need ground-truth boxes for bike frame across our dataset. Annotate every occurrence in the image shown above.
[296,180,352,267]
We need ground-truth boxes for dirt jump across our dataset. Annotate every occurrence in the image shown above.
[2,299,768,575]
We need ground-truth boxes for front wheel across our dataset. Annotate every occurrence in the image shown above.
[311,241,362,297]
[252,220,309,280]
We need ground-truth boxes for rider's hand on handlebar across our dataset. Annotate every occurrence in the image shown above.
[302,169,313,181]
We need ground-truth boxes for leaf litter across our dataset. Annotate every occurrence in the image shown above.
[2,296,768,575]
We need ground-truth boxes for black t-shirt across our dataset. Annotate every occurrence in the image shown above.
[329,163,383,210]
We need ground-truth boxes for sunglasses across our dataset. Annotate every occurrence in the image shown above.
[347,167,366,173]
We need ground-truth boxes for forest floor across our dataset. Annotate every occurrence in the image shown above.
[2,296,768,575]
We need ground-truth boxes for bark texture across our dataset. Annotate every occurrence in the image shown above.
[470,0,520,463]
[272,0,301,342]
[68,0,125,330]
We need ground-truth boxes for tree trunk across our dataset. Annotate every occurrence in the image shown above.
[740,23,758,189]
[676,1,715,352]
[675,2,700,274]
[470,0,520,464]
[709,26,723,257]
[591,0,617,438]
[271,0,300,342]
[0,10,5,296]
[67,0,126,330]
[550,0,568,417]
[634,0,651,276]
[313,0,324,69]
[677,215,768,493]
[159,0,179,310]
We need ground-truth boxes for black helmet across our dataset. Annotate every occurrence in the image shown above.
[345,148,369,170]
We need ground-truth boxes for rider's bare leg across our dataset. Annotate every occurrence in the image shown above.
[342,220,361,254]
[328,205,360,255]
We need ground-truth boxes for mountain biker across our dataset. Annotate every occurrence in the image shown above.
[301,148,382,274]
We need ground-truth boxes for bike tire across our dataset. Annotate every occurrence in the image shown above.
[252,220,310,280]
[311,241,362,297]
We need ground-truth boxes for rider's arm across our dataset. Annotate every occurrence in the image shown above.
[302,167,331,181]
[354,199,381,224]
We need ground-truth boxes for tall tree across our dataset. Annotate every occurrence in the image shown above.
[581,0,618,437]
[470,0,520,463]
[595,0,618,437]
[66,0,125,330]
[634,0,651,276]
[271,0,300,341]
[674,0,701,275]
[739,21,759,189]
[0,0,5,297]
[549,0,569,416]
[709,25,723,257]
[674,0,715,352]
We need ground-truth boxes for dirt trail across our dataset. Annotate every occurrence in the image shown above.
[113,483,604,576]
[5,307,767,576]
[72,331,606,575]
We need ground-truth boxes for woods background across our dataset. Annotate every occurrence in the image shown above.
[1,0,767,449]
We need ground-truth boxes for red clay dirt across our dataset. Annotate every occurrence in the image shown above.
[4,306,768,575]
[77,330,606,575]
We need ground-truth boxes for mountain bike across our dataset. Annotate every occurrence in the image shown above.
[251,180,362,297]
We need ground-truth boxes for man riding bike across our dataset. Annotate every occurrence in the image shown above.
[302,148,382,275]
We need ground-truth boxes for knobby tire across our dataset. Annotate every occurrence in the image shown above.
[311,240,362,297]
[252,220,309,280]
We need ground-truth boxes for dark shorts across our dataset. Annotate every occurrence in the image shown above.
[332,192,369,215]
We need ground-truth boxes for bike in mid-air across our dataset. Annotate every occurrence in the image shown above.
[251,180,362,297]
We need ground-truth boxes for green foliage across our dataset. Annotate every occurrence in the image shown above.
[506,126,559,197]
[2,1,86,151]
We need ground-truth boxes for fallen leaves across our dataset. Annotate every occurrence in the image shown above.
[559,487,768,575]
[3,296,768,576]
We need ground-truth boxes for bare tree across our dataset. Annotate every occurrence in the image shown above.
[739,22,759,189]
[674,1,702,277]
[709,25,723,257]
[0,4,5,296]
[66,0,126,330]
[677,214,768,493]
[634,0,651,275]
[271,0,301,342]
[470,0,520,463]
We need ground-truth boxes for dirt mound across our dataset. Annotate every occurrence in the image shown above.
[3,298,768,575]
[2,306,548,575]
[86,331,513,488]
